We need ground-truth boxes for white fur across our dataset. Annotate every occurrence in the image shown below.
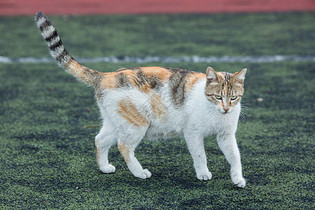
[41,25,55,39]
[47,36,61,47]
[96,78,246,187]
[35,17,46,28]
[49,45,64,58]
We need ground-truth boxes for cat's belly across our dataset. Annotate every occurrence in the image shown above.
[144,124,183,140]
[143,107,186,139]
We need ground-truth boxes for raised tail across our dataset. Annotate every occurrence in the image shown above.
[35,11,102,87]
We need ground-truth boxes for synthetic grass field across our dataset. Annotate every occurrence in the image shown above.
[0,13,314,208]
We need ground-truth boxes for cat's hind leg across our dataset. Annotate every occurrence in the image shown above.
[95,118,117,173]
[118,127,151,179]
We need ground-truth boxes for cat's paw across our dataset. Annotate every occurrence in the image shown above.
[99,164,116,174]
[197,171,212,181]
[133,169,152,179]
[232,175,246,188]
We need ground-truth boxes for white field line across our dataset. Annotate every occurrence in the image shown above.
[1,55,315,64]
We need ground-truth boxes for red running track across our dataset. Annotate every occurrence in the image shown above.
[0,0,315,16]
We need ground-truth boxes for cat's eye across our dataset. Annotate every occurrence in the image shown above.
[231,96,238,100]
[215,95,222,100]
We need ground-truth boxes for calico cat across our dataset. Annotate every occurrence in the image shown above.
[35,11,246,188]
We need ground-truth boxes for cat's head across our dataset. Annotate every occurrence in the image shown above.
[205,67,247,114]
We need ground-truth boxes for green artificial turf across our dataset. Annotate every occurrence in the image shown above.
[0,12,314,209]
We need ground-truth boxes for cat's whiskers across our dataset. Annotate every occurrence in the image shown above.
[239,102,251,123]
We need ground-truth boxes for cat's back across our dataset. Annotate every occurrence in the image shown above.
[99,66,206,97]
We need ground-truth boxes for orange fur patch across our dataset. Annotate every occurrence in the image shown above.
[100,70,138,89]
[65,58,102,86]
[118,143,130,163]
[100,67,173,91]
[100,72,119,89]
[117,99,149,127]
[65,59,83,78]
[150,93,167,120]
[140,67,173,82]
[125,69,152,93]
[185,72,206,91]
[121,69,137,78]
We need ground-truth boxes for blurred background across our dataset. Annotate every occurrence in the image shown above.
[1,0,315,15]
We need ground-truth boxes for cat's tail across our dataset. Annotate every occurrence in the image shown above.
[35,11,102,87]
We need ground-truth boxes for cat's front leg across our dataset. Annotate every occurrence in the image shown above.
[184,133,212,181]
[217,132,246,188]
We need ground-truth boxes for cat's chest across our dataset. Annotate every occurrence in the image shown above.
[184,88,240,136]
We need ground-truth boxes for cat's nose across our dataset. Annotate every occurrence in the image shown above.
[223,107,229,113]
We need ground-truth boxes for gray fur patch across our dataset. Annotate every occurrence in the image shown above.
[83,67,102,87]
[148,75,161,90]
[117,72,130,88]
[135,70,148,87]
[55,49,70,65]
[168,68,192,107]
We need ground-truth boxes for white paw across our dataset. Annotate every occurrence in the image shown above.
[133,169,152,179]
[197,171,212,181]
[99,164,116,173]
[232,175,246,188]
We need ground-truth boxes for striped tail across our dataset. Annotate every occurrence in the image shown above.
[35,11,101,87]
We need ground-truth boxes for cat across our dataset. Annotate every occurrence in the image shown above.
[35,11,246,188]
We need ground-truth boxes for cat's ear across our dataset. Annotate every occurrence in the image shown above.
[233,68,247,84]
[206,67,219,82]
